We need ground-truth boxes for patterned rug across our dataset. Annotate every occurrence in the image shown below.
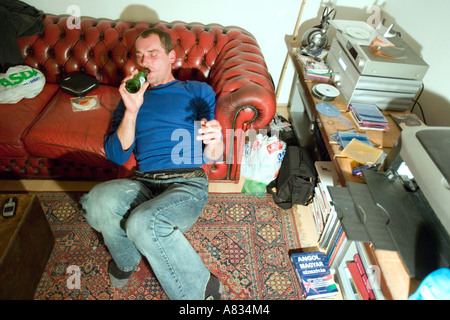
[33,192,302,300]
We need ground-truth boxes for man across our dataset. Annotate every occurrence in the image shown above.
[80,28,224,300]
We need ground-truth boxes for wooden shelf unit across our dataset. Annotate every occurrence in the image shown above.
[285,35,420,299]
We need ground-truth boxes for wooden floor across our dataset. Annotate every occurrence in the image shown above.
[0,178,245,193]
[0,179,101,193]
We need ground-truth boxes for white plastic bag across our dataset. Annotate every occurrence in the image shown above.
[241,133,286,184]
[254,135,286,184]
[240,134,262,179]
[0,65,46,103]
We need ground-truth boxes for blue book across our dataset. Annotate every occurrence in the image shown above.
[291,251,339,299]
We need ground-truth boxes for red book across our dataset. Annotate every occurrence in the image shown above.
[353,253,376,300]
[346,261,370,300]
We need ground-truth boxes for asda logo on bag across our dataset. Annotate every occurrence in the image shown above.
[0,69,39,88]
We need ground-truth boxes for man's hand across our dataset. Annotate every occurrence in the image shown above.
[197,119,222,145]
[116,70,150,151]
[197,118,224,161]
[119,70,150,116]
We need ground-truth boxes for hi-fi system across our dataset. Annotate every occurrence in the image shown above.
[325,20,429,111]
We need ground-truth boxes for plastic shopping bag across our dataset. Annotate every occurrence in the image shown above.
[254,135,286,184]
[240,134,262,180]
[0,65,45,103]
[241,133,286,185]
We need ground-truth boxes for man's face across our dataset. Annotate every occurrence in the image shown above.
[135,34,175,87]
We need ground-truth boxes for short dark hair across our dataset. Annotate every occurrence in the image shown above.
[136,28,174,54]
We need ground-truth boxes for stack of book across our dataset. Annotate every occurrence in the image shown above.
[348,103,389,131]
[292,48,331,82]
[309,161,339,242]
[303,161,389,300]
[291,251,339,300]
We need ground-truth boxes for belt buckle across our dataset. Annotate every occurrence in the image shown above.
[153,173,167,179]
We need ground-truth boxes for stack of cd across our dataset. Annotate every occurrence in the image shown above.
[312,84,340,102]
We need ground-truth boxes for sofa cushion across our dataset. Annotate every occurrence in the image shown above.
[0,83,59,158]
[23,85,120,168]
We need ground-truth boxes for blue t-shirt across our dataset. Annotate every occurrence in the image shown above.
[104,80,217,172]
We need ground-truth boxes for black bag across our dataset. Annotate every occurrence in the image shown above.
[60,72,99,96]
[266,145,317,209]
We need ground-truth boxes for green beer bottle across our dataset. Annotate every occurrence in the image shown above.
[125,68,150,93]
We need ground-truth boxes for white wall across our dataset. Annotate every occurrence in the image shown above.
[25,0,449,126]
[380,0,450,126]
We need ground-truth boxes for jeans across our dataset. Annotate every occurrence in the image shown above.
[80,176,210,300]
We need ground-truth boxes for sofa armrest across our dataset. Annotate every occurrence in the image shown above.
[209,30,276,133]
[207,29,276,180]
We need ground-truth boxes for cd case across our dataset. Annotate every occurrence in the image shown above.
[341,139,383,165]
[70,95,100,112]
[330,129,372,149]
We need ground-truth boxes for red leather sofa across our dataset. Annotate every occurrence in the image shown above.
[0,15,276,182]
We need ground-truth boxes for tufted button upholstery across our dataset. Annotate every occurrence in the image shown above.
[1,15,276,181]
[19,17,274,97]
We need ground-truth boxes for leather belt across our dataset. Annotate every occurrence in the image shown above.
[134,168,207,180]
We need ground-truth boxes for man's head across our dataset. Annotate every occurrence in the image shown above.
[134,28,176,87]
[136,28,174,54]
